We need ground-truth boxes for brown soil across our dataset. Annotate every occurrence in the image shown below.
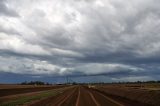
[30,86,150,106]
[96,85,159,106]
[0,84,39,89]
[0,85,66,97]
[0,89,56,103]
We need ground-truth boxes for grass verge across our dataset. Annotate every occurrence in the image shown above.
[0,87,71,106]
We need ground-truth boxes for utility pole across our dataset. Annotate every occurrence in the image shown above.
[66,76,69,84]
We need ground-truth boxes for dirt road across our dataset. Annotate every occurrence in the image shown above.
[30,86,149,106]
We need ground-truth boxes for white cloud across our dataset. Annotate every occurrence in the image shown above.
[0,0,160,81]
[0,34,51,55]
[1,0,160,57]
[111,76,154,82]
[0,56,73,75]
[0,55,144,77]
[50,48,84,57]
[74,63,144,75]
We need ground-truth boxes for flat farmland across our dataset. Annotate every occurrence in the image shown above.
[0,84,68,97]
[94,83,160,106]
[30,85,151,106]
[0,84,41,89]
[0,84,71,106]
[0,84,160,106]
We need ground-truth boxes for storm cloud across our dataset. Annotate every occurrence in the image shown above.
[0,0,160,83]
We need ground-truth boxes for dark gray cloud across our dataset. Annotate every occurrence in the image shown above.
[0,0,19,17]
[0,0,160,82]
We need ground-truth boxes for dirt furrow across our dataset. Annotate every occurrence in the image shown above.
[29,86,152,106]
[52,87,77,106]
[87,88,124,106]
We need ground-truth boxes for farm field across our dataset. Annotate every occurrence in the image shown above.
[0,85,71,106]
[30,85,150,106]
[93,83,160,106]
[0,85,68,97]
[1,84,160,106]
[0,0,160,106]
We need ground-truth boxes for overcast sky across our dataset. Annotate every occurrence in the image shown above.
[0,0,160,83]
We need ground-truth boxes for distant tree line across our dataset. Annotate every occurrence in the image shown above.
[114,80,160,84]
[76,80,160,85]
[19,80,160,85]
[143,80,160,83]
[20,81,51,85]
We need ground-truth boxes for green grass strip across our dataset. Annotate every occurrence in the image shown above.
[0,87,69,106]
